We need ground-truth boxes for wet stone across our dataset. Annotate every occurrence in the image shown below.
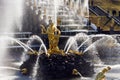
[38,54,94,79]
[20,53,94,79]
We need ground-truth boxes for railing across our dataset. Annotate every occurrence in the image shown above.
[89,6,120,26]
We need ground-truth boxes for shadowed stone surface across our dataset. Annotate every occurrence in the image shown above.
[20,53,94,79]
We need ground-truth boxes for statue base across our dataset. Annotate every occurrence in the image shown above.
[20,53,94,79]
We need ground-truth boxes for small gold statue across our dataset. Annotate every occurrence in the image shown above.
[27,50,38,55]
[21,68,27,74]
[41,25,47,34]
[95,66,111,80]
[47,23,64,55]
[57,17,61,25]
[68,50,83,55]
[72,69,79,76]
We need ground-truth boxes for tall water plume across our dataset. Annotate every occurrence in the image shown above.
[0,0,24,65]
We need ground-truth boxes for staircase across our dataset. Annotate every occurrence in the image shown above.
[38,0,91,31]
[89,6,120,26]
[58,6,87,31]
[89,6,108,16]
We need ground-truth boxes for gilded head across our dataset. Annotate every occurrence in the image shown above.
[102,66,111,73]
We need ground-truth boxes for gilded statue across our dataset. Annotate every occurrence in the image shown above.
[41,21,64,55]
[47,23,61,54]
[41,17,83,55]
[95,66,111,80]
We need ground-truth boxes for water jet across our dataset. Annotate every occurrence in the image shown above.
[20,23,94,79]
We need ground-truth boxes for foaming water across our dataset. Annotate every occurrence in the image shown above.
[27,35,44,46]
[22,34,120,80]
[24,35,48,79]
[22,35,47,62]
[64,33,90,53]
[83,35,116,53]
[0,1,120,79]
[0,0,23,32]
[0,0,26,79]
[32,44,47,79]
[65,37,77,53]
[0,36,34,64]
[63,34,120,65]
[0,0,24,66]
[0,34,120,80]
[32,54,40,80]
[27,35,47,54]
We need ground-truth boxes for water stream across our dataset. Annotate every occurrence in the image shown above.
[0,0,120,80]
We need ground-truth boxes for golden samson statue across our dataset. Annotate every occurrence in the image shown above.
[41,18,82,56]
[47,23,63,55]
[41,22,64,55]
